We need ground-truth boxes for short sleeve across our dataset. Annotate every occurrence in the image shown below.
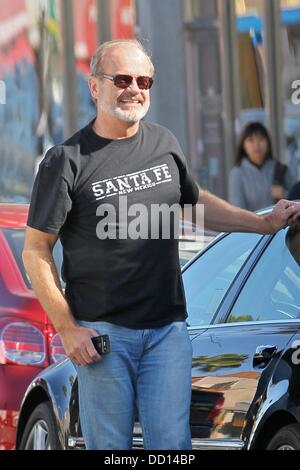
[169,133,199,206]
[27,146,74,234]
[178,160,199,206]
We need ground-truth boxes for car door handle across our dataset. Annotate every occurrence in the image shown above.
[253,345,278,368]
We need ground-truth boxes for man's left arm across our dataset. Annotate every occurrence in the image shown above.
[198,188,300,235]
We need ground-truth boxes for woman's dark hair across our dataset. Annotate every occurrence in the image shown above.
[236,121,274,166]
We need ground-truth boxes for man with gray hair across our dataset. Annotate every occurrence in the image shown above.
[23,39,300,450]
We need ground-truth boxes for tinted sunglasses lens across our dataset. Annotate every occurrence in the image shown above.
[114,75,133,88]
[113,75,153,90]
[137,76,153,90]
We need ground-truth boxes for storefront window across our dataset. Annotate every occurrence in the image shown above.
[235,0,263,16]
[182,0,217,21]
[282,0,300,7]
[235,0,267,128]
[183,0,226,195]
[280,0,300,178]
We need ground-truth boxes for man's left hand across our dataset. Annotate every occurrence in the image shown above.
[264,199,300,233]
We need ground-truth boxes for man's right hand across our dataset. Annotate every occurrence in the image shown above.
[59,325,102,366]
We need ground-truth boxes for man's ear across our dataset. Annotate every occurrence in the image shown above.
[88,76,99,102]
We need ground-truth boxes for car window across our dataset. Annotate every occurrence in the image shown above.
[179,233,217,267]
[227,229,300,324]
[3,229,64,289]
[183,232,261,327]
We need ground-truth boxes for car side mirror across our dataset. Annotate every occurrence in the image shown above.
[285,216,300,267]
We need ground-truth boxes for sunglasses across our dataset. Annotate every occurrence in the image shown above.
[96,73,154,90]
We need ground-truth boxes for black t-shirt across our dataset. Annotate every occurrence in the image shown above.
[28,120,199,328]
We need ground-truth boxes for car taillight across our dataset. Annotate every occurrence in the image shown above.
[50,333,67,363]
[208,396,225,422]
[0,322,46,365]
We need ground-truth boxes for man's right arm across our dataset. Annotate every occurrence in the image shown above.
[22,227,101,365]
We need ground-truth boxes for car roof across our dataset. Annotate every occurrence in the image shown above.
[0,203,29,229]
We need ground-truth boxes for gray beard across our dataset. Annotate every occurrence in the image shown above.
[100,102,150,123]
[114,106,149,123]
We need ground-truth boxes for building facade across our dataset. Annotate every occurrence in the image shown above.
[0,0,135,201]
[137,0,300,197]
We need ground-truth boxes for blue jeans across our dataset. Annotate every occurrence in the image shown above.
[75,320,193,450]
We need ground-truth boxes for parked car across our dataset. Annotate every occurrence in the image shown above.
[15,208,300,450]
[0,204,66,450]
[0,203,207,450]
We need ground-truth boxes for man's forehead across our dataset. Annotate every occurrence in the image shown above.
[102,45,151,73]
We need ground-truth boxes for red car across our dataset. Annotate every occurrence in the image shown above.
[0,204,66,450]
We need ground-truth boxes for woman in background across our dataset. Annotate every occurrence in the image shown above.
[229,122,295,211]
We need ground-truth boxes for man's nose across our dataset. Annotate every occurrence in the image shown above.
[128,78,141,94]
